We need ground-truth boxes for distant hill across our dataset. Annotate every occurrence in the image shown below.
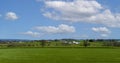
[0,39,33,42]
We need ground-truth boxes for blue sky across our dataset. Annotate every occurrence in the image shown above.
[0,0,120,40]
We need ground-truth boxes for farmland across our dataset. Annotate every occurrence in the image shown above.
[0,39,120,63]
[0,48,120,63]
[0,39,120,48]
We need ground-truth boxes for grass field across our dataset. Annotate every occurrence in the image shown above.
[0,48,120,63]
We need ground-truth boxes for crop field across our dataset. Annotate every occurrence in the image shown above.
[0,48,120,63]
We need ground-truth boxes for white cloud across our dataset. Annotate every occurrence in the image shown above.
[45,0,102,14]
[42,0,120,28]
[6,12,18,20]
[101,34,108,37]
[92,27,111,37]
[92,27,111,34]
[88,9,120,27]
[34,24,75,34]
[72,34,89,39]
[43,0,102,21]
[22,31,40,37]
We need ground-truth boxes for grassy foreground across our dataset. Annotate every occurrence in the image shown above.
[0,48,120,63]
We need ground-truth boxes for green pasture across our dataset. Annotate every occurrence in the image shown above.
[0,48,120,63]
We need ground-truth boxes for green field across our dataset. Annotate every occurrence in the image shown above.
[0,48,120,63]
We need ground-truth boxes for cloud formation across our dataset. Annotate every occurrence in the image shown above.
[92,27,111,37]
[22,24,75,37]
[101,34,108,37]
[92,27,111,34]
[34,24,75,34]
[42,0,120,27]
[22,31,40,37]
[6,12,18,20]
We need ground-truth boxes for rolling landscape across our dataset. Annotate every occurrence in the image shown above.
[0,39,119,63]
[0,0,120,63]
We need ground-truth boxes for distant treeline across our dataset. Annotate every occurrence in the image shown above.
[0,39,120,48]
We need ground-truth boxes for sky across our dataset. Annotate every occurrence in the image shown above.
[0,0,120,40]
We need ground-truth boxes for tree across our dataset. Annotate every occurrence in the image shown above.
[83,40,90,47]
[88,39,95,42]
[41,40,46,47]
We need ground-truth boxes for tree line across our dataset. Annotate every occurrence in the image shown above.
[0,39,120,48]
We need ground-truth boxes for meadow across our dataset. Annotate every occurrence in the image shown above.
[0,47,120,63]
